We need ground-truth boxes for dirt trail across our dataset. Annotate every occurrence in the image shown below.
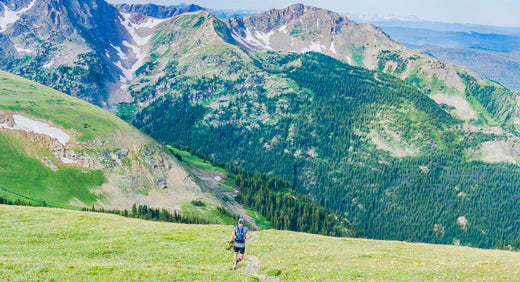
[239,255,280,281]
[238,234,281,281]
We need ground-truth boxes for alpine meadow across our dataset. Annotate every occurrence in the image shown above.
[1,0,520,280]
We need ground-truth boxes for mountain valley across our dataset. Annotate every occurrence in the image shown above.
[1,0,520,250]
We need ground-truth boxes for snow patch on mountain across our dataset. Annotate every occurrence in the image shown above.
[231,31,255,50]
[114,13,167,85]
[123,40,147,78]
[310,42,326,52]
[0,0,36,32]
[14,45,33,54]
[134,15,168,29]
[43,60,54,68]
[1,114,70,145]
[111,44,127,60]
[254,30,274,49]
[120,12,165,46]
[240,28,274,50]
[114,60,132,83]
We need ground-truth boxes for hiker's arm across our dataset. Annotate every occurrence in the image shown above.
[229,231,235,243]
[246,231,252,239]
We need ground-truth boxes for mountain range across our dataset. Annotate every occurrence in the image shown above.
[369,19,520,90]
[1,0,520,248]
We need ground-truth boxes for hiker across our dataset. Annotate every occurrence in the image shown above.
[228,218,251,270]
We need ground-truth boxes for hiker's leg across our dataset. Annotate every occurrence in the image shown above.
[233,252,238,262]
[239,247,245,261]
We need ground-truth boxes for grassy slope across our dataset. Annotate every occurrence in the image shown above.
[0,70,125,207]
[1,205,520,281]
[0,70,136,142]
[168,146,226,173]
[0,70,187,210]
[0,134,104,208]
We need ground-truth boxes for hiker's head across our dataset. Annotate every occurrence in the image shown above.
[238,218,244,225]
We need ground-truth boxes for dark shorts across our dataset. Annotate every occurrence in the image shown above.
[234,246,245,254]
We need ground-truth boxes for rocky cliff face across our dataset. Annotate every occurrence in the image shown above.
[228,4,381,65]
[228,4,450,80]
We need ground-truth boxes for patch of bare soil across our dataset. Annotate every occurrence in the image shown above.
[430,94,477,121]
[479,141,517,164]
[369,132,420,157]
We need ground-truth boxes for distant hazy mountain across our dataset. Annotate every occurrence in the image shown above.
[362,18,520,35]
[116,3,204,18]
[116,3,257,19]
[366,19,520,89]
[380,26,520,52]
[418,46,520,90]
[206,8,258,18]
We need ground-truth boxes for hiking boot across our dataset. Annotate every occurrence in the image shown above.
[232,261,237,270]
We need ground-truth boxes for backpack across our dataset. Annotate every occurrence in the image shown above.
[235,226,246,244]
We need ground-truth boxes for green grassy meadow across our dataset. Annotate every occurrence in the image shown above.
[180,200,237,225]
[1,205,519,281]
[167,146,226,173]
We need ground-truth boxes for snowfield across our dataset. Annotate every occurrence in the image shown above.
[0,114,70,145]
[0,0,36,32]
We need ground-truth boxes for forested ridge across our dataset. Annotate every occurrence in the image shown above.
[127,52,520,248]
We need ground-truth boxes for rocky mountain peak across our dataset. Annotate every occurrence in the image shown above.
[232,3,356,34]
[226,3,364,58]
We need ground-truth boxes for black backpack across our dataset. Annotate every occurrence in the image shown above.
[235,226,245,244]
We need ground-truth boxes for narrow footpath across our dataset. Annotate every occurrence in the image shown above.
[238,233,281,281]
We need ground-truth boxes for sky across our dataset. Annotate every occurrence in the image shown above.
[106,0,520,27]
